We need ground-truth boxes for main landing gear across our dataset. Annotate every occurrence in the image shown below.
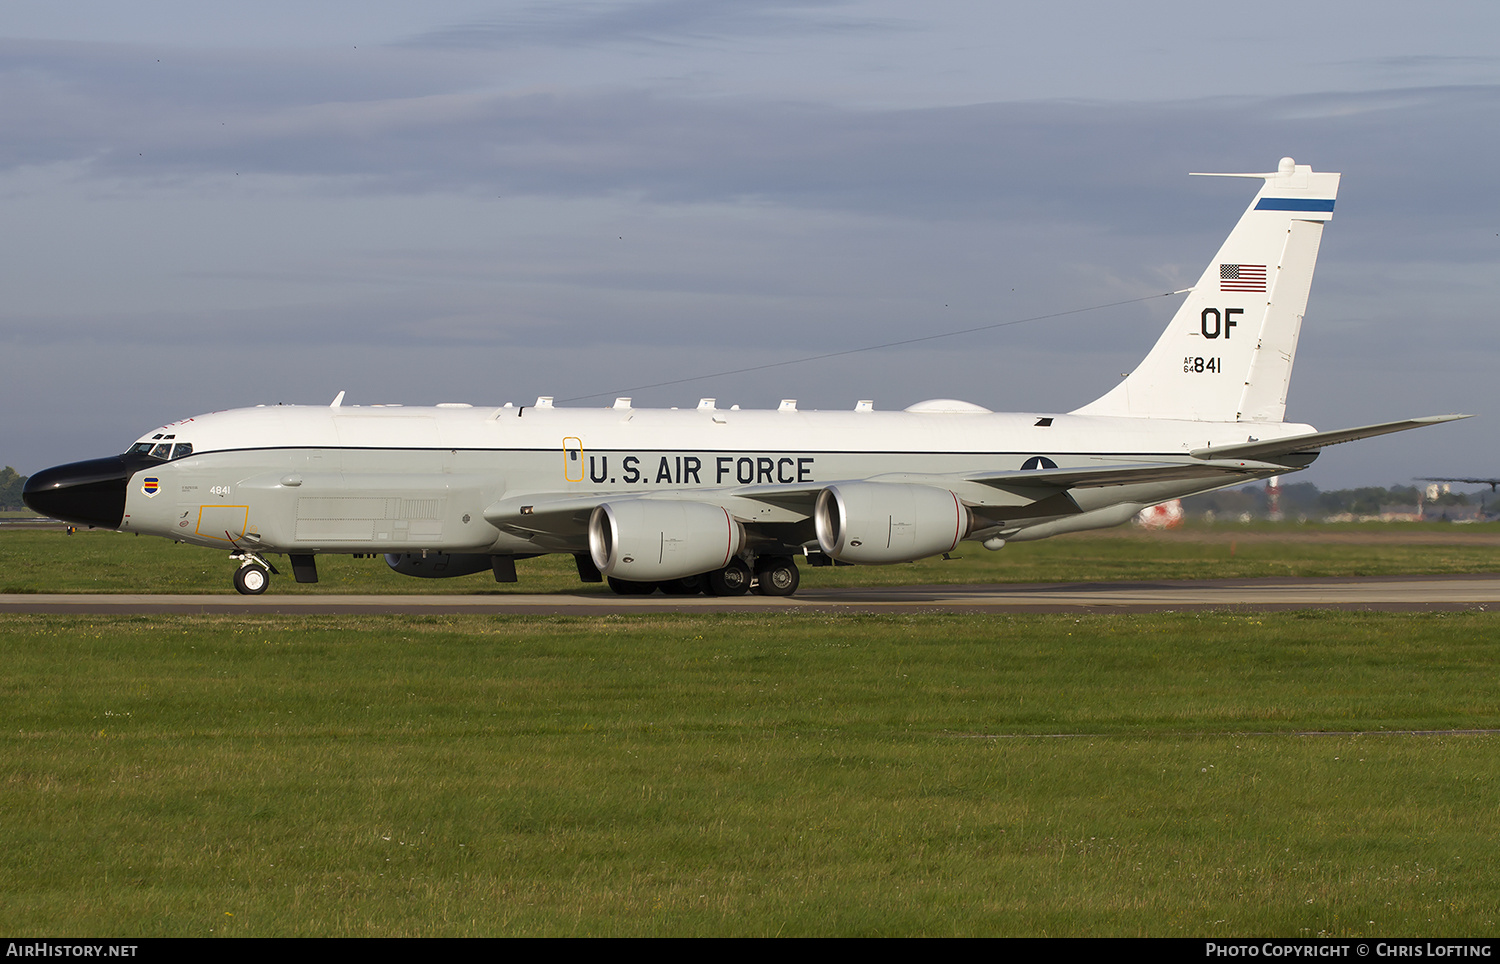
[754,556,800,596]
[605,556,800,597]
[706,559,752,596]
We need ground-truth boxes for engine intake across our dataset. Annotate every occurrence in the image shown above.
[814,482,969,564]
[589,500,745,582]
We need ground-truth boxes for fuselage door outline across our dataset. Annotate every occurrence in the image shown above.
[563,437,584,483]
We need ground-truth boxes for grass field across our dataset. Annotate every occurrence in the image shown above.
[4,609,1500,936]
[4,526,1499,935]
[2,522,1498,594]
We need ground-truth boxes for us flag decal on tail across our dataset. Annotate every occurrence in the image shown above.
[1220,263,1267,292]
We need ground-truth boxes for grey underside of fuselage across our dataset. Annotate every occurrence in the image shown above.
[118,447,1279,556]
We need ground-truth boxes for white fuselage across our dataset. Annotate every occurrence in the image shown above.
[118,402,1312,555]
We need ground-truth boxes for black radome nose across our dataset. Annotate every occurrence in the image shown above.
[22,456,139,529]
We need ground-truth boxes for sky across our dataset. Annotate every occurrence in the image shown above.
[2,1,1497,489]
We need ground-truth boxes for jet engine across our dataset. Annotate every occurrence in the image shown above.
[814,482,970,564]
[385,552,494,578]
[588,500,745,582]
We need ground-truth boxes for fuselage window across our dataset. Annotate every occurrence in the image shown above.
[172,442,193,459]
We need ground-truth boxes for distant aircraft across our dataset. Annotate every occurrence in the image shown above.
[1420,477,1500,492]
[24,158,1466,595]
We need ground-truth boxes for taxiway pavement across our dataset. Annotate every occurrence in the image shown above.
[3,574,1498,614]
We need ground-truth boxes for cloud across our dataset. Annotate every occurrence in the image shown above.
[4,36,1498,240]
[402,0,902,49]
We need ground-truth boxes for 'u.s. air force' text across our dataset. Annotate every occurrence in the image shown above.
[586,455,815,485]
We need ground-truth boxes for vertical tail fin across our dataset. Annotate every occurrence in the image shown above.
[1072,157,1341,422]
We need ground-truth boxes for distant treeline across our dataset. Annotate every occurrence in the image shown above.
[0,467,26,510]
[1183,481,1485,520]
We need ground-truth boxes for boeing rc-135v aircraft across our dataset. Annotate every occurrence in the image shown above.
[25,158,1465,595]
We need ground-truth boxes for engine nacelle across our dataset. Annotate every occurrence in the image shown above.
[589,500,745,582]
[385,552,493,578]
[814,482,969,565]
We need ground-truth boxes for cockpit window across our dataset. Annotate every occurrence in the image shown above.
[128,440,194,460]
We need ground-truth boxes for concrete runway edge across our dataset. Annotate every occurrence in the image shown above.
[3,574,1499,615]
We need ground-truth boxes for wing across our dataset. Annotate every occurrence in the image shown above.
[481,456,1284,550]
[1420,476,1500,490]
[482,415,1467,550]
[483,486,825,551]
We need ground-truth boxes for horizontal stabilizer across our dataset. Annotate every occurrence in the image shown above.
[1189,415,1470,462]
[963,457,1289,491]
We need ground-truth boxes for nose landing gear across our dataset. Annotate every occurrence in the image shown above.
[230,552,278,595]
